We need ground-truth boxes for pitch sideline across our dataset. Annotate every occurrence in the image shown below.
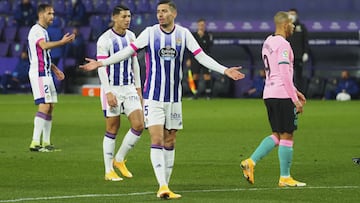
[0,186,358,202]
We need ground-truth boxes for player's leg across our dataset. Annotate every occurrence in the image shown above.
[164,129,176,184]
[29,75,57,152]
[203,68,212,99]
[277,99,305,187]
[103,116,122,181]
[241,99,279,184]
[30,103,52,151]
[114,107,144,178]
[41,77,58,150]
[191,62,200,99]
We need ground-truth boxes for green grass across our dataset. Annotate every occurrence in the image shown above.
[0,94,359,202]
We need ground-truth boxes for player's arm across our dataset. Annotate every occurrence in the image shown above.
[50,63,65,80]
[185,30,245,80]
[96,37,118,107]
[38,33,75,50]
[80,28,150,71]
[277,48,303,112]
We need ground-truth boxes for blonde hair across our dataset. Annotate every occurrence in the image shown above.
[274,11,290,25]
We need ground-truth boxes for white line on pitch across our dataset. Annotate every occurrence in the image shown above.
[0,186,358,202]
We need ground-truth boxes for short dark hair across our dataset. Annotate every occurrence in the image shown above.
[112,5,130,16]
[197,18,206,23]
[289,8,298,13]
[37,4,52,14]
[157,0,177,10]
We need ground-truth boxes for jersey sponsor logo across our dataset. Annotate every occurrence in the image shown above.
[170,112,182,120]
[158,46,178,61]
[282,50,289,59]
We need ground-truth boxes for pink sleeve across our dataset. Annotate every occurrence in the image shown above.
[278,63,298,103]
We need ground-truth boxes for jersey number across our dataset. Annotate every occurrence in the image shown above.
[263,54,270,77]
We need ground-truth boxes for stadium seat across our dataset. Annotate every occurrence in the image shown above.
[53,1,67,17]
[89,15,106,41]
[79,26,92,41]
[0,1,12,15]
[83,0,94,13]
[305,77,326,99]
[0,43,10,57]
[17,26,31,42]
[9,42,26,57]
[137,0,151,13]
[85,42,97,58]
[0,57,18,75]
[94,0,109,15]
[108,0,122,10]
[3,27,18,42]
[122,0,137,13]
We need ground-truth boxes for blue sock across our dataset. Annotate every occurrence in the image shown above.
[250,135,279,164]
[278,140,293,177]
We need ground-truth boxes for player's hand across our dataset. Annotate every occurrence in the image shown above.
[79,58,102,71]
[54,70,65,81]
[295,100,303,114]
[61,33,75,44]
[106,92,118,108]
[224,66,245,80]
[297,90,306,105]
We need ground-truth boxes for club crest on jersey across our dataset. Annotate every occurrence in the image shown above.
[176,38,182,46]
[158,46,178,61]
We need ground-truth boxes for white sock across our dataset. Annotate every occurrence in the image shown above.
[150,145,167,187]
[164,147,175,184]
[32,112,46,144]
[115,128,141,162]
[103,132,116,173]
[42,120,52,145]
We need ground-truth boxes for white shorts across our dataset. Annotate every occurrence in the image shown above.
[100,84,142,117]
[143,99,183,130]
[29,75,58,105]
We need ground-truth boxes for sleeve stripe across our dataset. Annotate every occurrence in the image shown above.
[193,48,203,56]
[97,56,108,59]
[130,43,138,51]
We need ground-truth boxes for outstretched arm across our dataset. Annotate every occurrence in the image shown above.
[80,46,135,71]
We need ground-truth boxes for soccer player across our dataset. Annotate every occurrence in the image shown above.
[80,0,245,199]
[186,18,213,99]
[96,5,144,181]
[240,11,307,187]
[28,4,75,152]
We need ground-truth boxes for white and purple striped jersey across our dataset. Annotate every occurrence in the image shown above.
[131,24,202,102]
[97,29,137,87]
[28,24,52,77]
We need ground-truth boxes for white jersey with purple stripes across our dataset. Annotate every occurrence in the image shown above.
[130,24,202,102]
[97,29,136,86]
[28,24,52,77]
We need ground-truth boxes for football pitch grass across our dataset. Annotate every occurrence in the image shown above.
[0,94,359,202]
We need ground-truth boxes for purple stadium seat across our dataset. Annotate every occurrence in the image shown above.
[85,42,97,58]
[123,0,137,13]
[137,0,151,13]
[79,26,91,41]
[0,57,18,76]
[53,1,67,16]
[3,27,18,42]
[0,43,10,57]
[83,0,94,13]
[17,26,31,42]
[0,16,6,30]
[94,0,109,14]
[108,0,122,10]
[9,42,26,57]
[0,1,12,15]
